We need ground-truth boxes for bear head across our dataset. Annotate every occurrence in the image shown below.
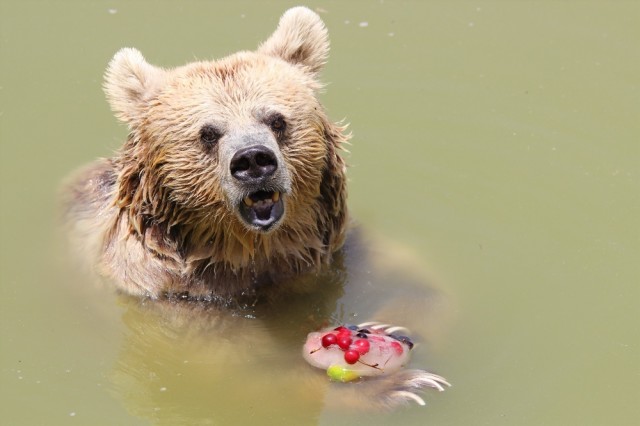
[102,7,349,278]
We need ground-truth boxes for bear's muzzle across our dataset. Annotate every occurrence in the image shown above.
[222,128,291,232]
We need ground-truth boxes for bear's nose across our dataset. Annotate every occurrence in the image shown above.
[230,145,278,182]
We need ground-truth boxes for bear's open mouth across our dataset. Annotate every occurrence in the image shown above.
[238,190,284,231]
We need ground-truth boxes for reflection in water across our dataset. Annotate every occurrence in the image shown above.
[108,229,450,423]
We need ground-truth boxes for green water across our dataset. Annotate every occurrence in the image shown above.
[1,1,638,425]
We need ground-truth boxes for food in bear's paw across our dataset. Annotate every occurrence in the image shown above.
[304,323,413,379]
[303,322,450,405]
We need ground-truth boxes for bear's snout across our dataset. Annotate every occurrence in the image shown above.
[230,145,277,183]
[222,132,291,233]
[231,144,286,232]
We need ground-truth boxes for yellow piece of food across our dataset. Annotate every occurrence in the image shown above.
[326,365,360,382]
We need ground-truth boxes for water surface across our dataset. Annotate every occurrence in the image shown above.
[1,1,638,425]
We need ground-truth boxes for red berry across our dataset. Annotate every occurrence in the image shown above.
[353,339,370,355]
[344,349,360,364]
[337,335,352,350]
[321,333,337,348]
[334,326,348,333]
[390,341,404,356]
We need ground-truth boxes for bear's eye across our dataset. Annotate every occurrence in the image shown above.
[200,125,221,146]
[268,114,287,137]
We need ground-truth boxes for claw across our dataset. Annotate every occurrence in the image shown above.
[379,370,451,407]
[405,372,451,392]
[370,323,391,330]
[385,326,410,335]
[389,390,426,406]
[356,322,410,335]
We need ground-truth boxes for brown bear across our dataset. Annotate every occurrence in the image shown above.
[64,7,349,300]
[63,7,449,410]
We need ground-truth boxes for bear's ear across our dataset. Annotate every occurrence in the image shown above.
[103,48,165,126]
[258,7,329,77]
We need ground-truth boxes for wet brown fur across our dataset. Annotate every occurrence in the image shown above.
[63,8,349,300]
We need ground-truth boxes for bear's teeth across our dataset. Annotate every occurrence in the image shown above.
[255,198,273,207]
[244,192,280,208]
